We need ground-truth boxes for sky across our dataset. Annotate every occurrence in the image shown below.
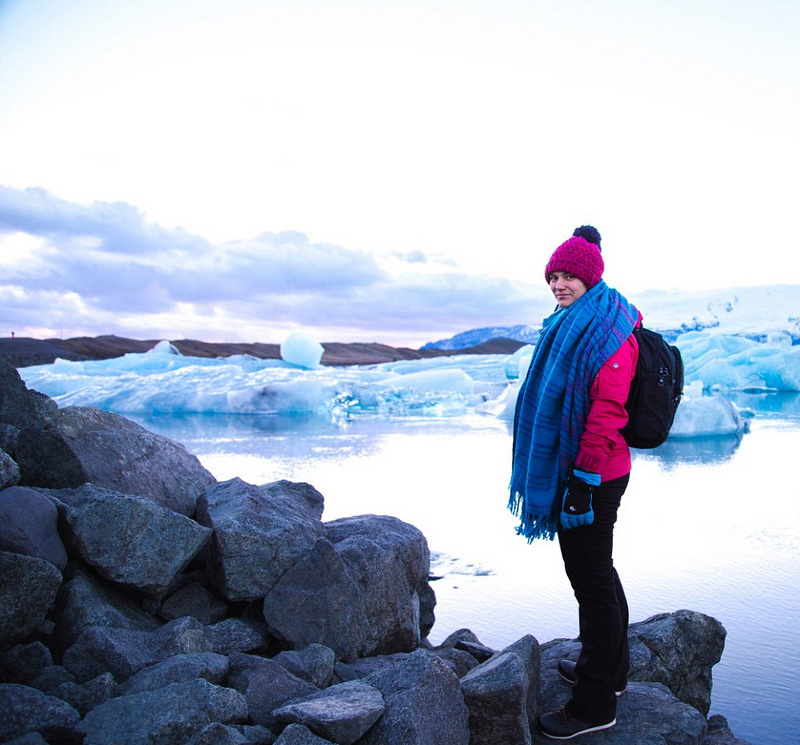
[0,0,798,347]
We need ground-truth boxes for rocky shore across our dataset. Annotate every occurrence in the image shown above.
[0,358,751,745]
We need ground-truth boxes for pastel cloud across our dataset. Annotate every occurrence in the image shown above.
[0,185,548,344]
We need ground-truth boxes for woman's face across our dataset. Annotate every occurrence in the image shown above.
[548,271,588,308]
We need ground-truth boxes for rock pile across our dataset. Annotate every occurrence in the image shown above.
[0,359,751,744]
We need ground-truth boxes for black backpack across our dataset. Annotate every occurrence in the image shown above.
[621,326,684,449]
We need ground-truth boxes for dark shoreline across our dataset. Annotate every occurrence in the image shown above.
[0,334,526,369]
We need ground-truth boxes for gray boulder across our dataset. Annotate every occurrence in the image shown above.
[704,715,751,745]
[52,567,162,651]
[235,725,277,744]
[0,449,20,488]
[273,724,334,745]
[16,405,215,515]
[205,618,270,656]
[539,610,726,718]
[273,679,385,745]
[273,644,336,689]
[52,483,212,595]
[0,360,56,435]
[49,672,117,716]
[117,651,230,696]
[263,538,371,662]
[361,649,470,745]
[0,550,62,648]
[159,574,229,624]
[226,653,318,730]
[62,615,214,682]
[0,641,54,685]
[532,682,708,744]
[197,478,325,602]
[0,683,81,744]
[273,680,385,745]
[186,722,251,745]
[325,514,432,656]
[0,485,67,570]
[628,610,726,716]
[502,634,541,722]
[75,678,248,745]
[461,650,531,745]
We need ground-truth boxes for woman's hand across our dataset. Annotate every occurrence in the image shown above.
[560,469,601,529]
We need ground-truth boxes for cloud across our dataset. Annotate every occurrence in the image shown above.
[0,185,548,344]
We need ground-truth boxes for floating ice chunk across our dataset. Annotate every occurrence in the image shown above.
[677,332,800,391]
[669,396,747,437]
[280,331,324,369]
[226,378,336,414]
[430,551,495,577]
[504,345,534,380]
[476,381,520,420]
[376,368,474,394]
[149,340,181,355]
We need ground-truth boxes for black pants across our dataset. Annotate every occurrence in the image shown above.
[557,473,630,723]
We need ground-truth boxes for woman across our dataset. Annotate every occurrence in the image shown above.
[509,226,640,739]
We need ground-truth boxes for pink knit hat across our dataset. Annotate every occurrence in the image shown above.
[544,236,604,289]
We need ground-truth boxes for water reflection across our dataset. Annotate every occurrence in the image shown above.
[633,433,744,466]
[726,390,800,420]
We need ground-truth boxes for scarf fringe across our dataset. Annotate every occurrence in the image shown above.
[508,490,558,542]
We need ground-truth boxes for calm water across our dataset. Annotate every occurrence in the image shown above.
[130,393,800,745]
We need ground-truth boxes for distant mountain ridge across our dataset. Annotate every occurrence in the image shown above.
[423,285,800,350]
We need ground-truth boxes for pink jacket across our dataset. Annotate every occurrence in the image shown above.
[574,326,640,482]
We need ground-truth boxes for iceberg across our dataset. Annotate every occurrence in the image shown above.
[280,331,324,369]
[148,340,181,356]
[17,325,800,438]
[677,332,800,392]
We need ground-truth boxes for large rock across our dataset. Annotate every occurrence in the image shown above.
[159,572,229,625]
[532,682,708,744]
[184,722,251,745]
[325,515,433,656]
[225,653,318,730]
[272,679,385,745]
[197,478,325,602]
[501,634,541,722]
[273,724,333,745]
[704,715,752,745]
[52,484,212,595]
[0,551,62,649]
[628,610,726,716]
[0,449,20,488]
[262,538,371,662]
[0,360,56,436]
[116,652,230,696]
[461,650,531,745]
[539,610,726,718]
[62,616,214,683]
[15,406,215,515]
[273,644,337,689]
[75,679,248,745]
[0,683,81,744]
[52,567,162,651]
[0,485,67,570]
[361,649,470,745]
[49,672,117,717]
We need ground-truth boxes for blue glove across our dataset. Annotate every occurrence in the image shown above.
[560,469,601,530]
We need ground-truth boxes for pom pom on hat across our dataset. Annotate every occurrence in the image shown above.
[572,225,601,249]
[544,235,604,289]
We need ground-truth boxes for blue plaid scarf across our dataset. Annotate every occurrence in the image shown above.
[509,281,637,541]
